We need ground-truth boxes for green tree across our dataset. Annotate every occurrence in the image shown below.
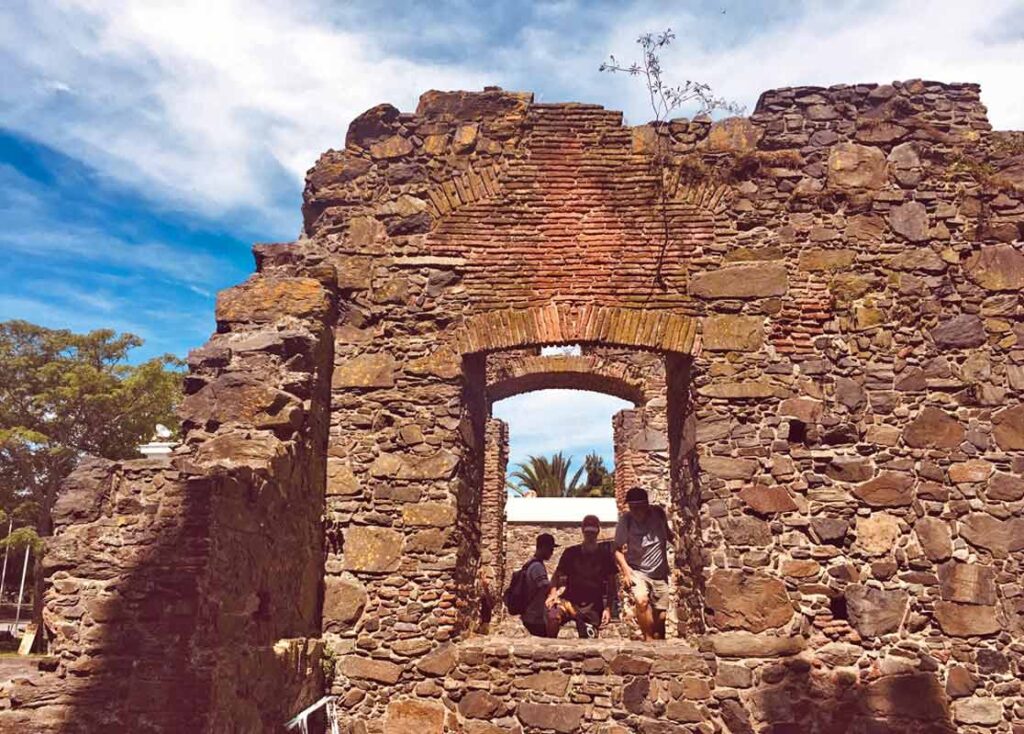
[576,452,616,498]
[0,321,183,612]
[508,452,585,498]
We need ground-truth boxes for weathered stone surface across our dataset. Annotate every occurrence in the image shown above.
[915,517,952,561]
[930,314,987,349]
[846,585,908,637]
[933,601,1000,636]
[343,527,404,573]
[811,517,849,544]
[370,450,459,480]
[697,381,776,399]
[835,377,867,411]
[964,244,1024,291]
[953,697,1003,726]
[385,699,445,734]
[702,117,763,152]
[417,645,456,677]
[688,264,788,299]
[708,632,806,657]
[902,407,964,449]
[826,456,874,482]
[959,512,1024,555]
[705,570,793,633]
[699,456,758,480]
[180,374,302,431]
[778,397,823,424]
[406,348,461,379]
[855,514,901,556]
[992,403,1024,450]
[738,485,797,514]
[798,248,856,272]
[888,201,930,242]
[192,431,288,470]
[341,656,403,683]
[852,471,915,507]
[323,575,367,631]
[888,248,946,272]
[945,666,976,698]
[517,703,585,733]
[327,459,360,496]
[370,135,413,159]
[948,459,993,483]
[459,690,502,719]
[988,471,1024,501]
[701,315,763,351]
[402,502,456,528]
[827,142,887,190]
[215,277,331,323]
[333,353,398,388]
[513,671,570,696]
[862,674,949,721]
[938,563,996,605]
[719,516,771,546]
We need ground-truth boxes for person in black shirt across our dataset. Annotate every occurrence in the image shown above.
[544,515,617,637]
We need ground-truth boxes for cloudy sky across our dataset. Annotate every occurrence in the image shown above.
[3,0,1022,470]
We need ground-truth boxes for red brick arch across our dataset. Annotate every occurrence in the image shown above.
[450,304,699,355]
[486,354,648,405]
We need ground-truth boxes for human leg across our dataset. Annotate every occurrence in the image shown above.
[649,577,670,639]
[630,574,656,641]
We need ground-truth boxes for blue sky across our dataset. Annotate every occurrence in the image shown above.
[2,0,1023,461]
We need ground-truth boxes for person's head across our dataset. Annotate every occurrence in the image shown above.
[625,486,650,519]
[535,532,556,560]
[580,514,601,544]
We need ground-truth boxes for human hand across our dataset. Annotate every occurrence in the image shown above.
[601,607,611,626]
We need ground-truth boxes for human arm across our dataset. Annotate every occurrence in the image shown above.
[613,516,633,585]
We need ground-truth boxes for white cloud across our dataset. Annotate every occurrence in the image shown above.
[493,389,630,471]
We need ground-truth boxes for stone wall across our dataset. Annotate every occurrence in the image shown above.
[9,79,1024,733]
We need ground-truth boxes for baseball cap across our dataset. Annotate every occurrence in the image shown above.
[581,514,601,531]
[625,486,649,504]
[537,532,557,548]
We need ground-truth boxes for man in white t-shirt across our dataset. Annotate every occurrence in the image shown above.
[520,533,556,636]
[614,486,672,640]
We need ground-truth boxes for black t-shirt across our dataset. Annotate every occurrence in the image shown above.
[553,541,617,607]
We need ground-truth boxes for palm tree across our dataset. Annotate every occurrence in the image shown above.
[577,452,616,498]
[508,452,585,497]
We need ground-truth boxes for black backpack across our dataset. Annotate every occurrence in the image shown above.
[504,559,542,615]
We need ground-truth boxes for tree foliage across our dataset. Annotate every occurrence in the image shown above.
[508,451,615,498]
[0,320,184,544]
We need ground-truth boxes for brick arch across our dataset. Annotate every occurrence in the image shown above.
[449,304,698,355]
[487,354,648,405]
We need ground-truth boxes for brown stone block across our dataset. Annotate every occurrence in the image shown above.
[914,517,952,561]
[333,353,398,389]
[215,277,331,324]
[384,698,445,734]
[707,632,806,658]
[370,450,459,480]
[933,601,1001,637]
[902,407,964,449]
[192,431,288,472]
[964,244,1024,292]
[702,117,763,152]
[739,485,798,515]
[854,513,901,556]
[705,570,793,633]
[948,459,993,483]
[342,527,404,573]
[987,471,1024,502]
[827,142,887,190]
[888,201,930,242]
[938,562,996,605]
[992,403,1024,451]
[513,671,570,696]
[701,315,763,352]
[697,381,776,399]
[929,314,987,349]
[689,264,788,299]
[323,575,366,632]
[862,674,949,720]
[459,690,502,719]
[341,655,403,683]
[402,501,457,528]
[798,248,856,272]
[700,455,758,480]
[845,584,909,637]
[852,471,915,507]
[327,459,360,496]
[517,703,585,733]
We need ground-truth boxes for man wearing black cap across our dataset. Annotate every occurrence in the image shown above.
[544,514,617,638]
[614,486,672,640]
[520,533,556,637]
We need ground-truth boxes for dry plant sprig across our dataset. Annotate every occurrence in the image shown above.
[599,29,744,123]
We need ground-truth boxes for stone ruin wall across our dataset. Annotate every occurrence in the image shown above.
[1,78,1022,733]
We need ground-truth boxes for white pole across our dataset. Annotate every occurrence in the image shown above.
[13,545,30,635]
[0,518,12,606]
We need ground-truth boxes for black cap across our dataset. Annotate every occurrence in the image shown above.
[625,486,649,504]
[537,532,557,548]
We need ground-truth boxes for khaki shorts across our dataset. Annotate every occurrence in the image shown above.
[627,570,670,612]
